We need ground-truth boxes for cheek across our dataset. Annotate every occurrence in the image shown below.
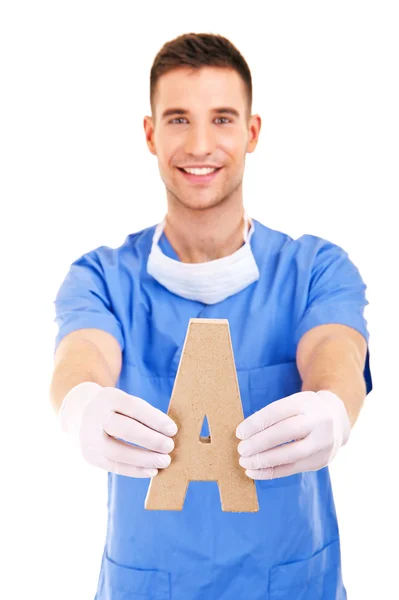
[154,129,176,160]
[219,133,246,157]
[162,143,181,170]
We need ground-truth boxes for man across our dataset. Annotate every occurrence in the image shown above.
[51,33,372,600]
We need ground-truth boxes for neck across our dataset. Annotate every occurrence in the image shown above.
[163,203,249,263]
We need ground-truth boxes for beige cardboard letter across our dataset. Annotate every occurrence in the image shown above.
[145,318,259,512]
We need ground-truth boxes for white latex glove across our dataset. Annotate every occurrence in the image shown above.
[236,390,350,480]
[59,382,178,478]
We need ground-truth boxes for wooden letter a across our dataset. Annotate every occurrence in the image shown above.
[145,318,259,512]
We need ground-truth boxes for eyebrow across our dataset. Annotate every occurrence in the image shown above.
[161,107,240,120]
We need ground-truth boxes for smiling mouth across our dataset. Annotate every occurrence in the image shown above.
[177,167,222,173]
[176,166,223,184]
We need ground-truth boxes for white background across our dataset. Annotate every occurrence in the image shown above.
[1,1,398,598]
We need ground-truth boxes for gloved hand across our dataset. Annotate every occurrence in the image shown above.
[59,382,178,478]
[236,390,350,480]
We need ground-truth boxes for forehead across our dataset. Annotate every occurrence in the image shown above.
[155,67,246,112]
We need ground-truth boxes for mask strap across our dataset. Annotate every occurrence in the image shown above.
[243,211,253,243]
[152,218,166,247]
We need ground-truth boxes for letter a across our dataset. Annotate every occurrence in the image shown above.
[145,318,259,512]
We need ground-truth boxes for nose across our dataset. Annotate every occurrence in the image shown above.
[184,124,216,157]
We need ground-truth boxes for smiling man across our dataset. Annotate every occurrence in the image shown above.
[51,33,372,600]
[145,62,260,267]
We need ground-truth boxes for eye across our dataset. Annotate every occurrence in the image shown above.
[168,117,231,124]
[169,117,188,124]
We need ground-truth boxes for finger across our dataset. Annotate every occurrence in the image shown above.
[237,415,310,457]
[245,448,329,480]
[82,446,159,478]
[104,388,178,436]
[99,433,172,469]
[104,411,175,454]
[239,435,318,470]
[236,393,305,440]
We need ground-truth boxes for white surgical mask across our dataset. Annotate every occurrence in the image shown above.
[147,212,260,304]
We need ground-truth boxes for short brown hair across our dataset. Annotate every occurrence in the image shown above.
[150,33,253,122]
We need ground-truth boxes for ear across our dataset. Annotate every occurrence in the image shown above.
[247,114,262,153]
[143,115,157,155]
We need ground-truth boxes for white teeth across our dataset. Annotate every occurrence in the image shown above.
[182,167,217,175]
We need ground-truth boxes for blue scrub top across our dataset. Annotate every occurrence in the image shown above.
[54,218,372,600]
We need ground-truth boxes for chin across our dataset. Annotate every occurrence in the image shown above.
[168,190,221,212]
[182,198,224,212]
